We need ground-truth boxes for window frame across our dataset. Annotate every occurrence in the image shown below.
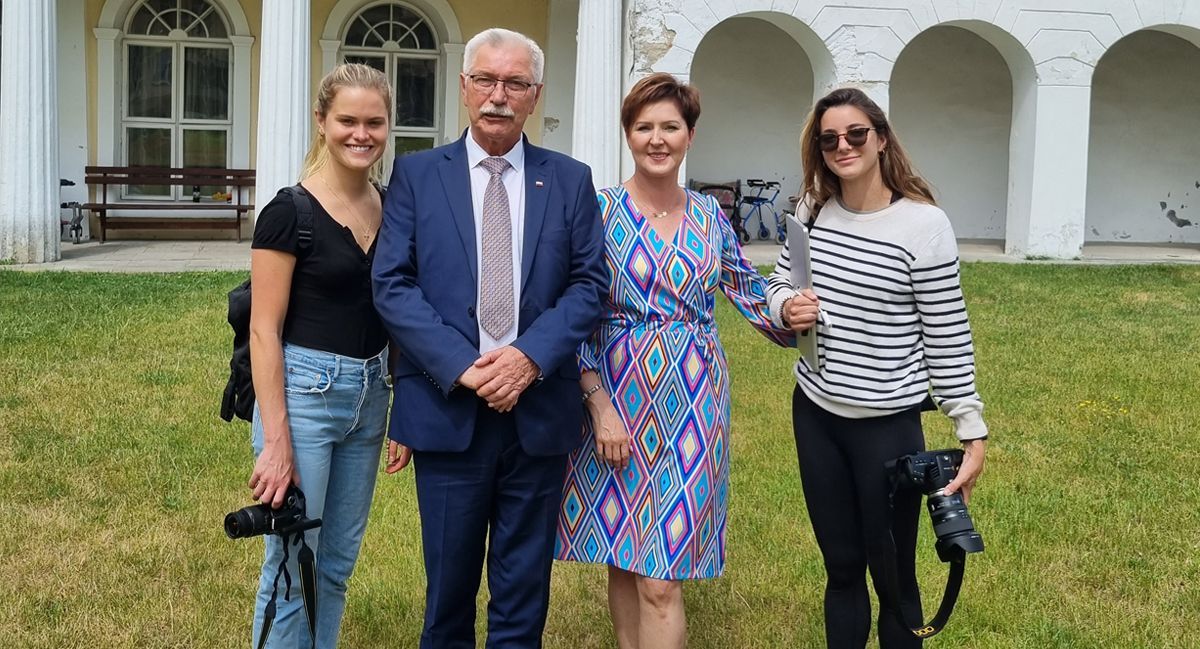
[340,1,444,165]
[120,1,233,201]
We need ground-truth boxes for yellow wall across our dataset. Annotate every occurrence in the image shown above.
[83,0,551,170]
[445,0,550,138]
[310,0,550,141]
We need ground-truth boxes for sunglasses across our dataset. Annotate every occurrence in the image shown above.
[816,127,877,152]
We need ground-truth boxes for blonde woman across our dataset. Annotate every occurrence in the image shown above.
[246,63,392,648]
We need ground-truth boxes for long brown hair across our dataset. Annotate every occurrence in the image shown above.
[300,63,393,184]
[799,87,934,212]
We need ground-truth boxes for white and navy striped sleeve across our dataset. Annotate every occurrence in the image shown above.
[912,226,987,440]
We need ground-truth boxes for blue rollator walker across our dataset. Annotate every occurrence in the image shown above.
[737,179,788,243]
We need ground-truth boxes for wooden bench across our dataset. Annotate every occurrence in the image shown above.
[83,166,255,242]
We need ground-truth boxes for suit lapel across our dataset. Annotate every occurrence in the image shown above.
[437,137,477,279]
[522,142,550,292]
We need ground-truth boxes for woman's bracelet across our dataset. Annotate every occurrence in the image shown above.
[780,295,796,325]
[581,383,603,403]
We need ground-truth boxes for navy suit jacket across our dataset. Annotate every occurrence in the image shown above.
[372,134,605,456]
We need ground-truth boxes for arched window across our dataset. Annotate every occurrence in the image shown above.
[341,2,440,156]
[122,0,232,198]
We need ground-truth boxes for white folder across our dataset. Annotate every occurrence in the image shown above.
[786,213,820,371]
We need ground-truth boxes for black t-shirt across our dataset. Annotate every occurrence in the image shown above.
[250,188,387,359]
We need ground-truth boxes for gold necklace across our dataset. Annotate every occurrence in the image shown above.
[633,187,684,219]
[319,174,375,242]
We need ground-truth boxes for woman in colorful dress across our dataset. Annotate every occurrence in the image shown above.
[555,73,793,648]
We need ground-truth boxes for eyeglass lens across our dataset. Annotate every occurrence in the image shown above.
[818,128,871,152]
[471,76,530,93]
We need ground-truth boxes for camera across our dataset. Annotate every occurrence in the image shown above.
[224,485,321,539]
[886,448,984,563]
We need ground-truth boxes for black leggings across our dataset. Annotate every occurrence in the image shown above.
[792,385,925,649]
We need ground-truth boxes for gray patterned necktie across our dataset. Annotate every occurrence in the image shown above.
[478,156,514,340]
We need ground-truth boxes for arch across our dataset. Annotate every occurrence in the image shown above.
[687,14,817,228]
[95,0,253,170]
[322,0,461,43]
[339,1,443,157]
[1085,26,1200,245]
[647,9,836,92]
[632,9,836,191]
[737,11,837,93]
[890,19,1036,250]
[99,0,250,35]
[320,0,463,144]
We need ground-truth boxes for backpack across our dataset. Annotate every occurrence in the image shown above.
[220,185,316,422]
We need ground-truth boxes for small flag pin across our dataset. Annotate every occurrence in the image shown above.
[535,180,544,187]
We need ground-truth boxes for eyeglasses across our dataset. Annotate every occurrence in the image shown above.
[816,127,876,152]
[465,74,536,95]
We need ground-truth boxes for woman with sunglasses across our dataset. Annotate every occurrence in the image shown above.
[766,87,988,648]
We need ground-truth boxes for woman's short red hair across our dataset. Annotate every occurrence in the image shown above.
[620,73,701,133]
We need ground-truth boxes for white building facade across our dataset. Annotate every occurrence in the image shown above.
[600,0,1200,259]
[2,0,1198,262]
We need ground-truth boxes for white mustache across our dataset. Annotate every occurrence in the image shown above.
[481,104,515,118]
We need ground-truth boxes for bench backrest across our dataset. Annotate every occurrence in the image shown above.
[85,166,256,203]
[85,166,256,187]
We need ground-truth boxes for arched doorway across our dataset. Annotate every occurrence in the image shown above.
[1086,28,1200,245]
[687,15,820,235]
[891,24,1018,244]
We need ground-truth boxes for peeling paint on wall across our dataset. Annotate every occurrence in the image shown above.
[1165,210,1193,228]
[629,0,676,73]
[544,117,560,133]
[1160,199,1194,227]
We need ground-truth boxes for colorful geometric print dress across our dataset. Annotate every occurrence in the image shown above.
[555,185,793,580]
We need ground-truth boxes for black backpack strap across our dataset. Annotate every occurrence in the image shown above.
[278,184,315,256]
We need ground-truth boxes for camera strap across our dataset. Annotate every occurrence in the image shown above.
[255,531,318,649]
[880,477,968,639]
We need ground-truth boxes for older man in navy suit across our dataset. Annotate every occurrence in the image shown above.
[372,27,605,648]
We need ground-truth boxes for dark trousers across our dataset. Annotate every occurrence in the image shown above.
[413,402,568,649]
[791,385,925,649]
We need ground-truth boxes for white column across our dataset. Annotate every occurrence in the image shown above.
[571,0,622,188]
[254,0,311,218]
[443,43,465,142]
[320,39,341,75]
[0,0,59,263]
[229,34,255,169]
[93,28,120,167]
[1008,85,1090,258]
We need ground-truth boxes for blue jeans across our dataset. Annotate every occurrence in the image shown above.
[250,343,389,649]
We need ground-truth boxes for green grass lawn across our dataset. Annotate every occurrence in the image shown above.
[1,264,1198,648]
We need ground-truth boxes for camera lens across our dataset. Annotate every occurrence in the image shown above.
[224,503,272,539]
[927,492,974,536]
[927,491,984,560]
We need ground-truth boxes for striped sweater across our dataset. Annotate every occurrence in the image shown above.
[766,197,987,441]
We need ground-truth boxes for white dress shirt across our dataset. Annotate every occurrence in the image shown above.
[465,129,525,353]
